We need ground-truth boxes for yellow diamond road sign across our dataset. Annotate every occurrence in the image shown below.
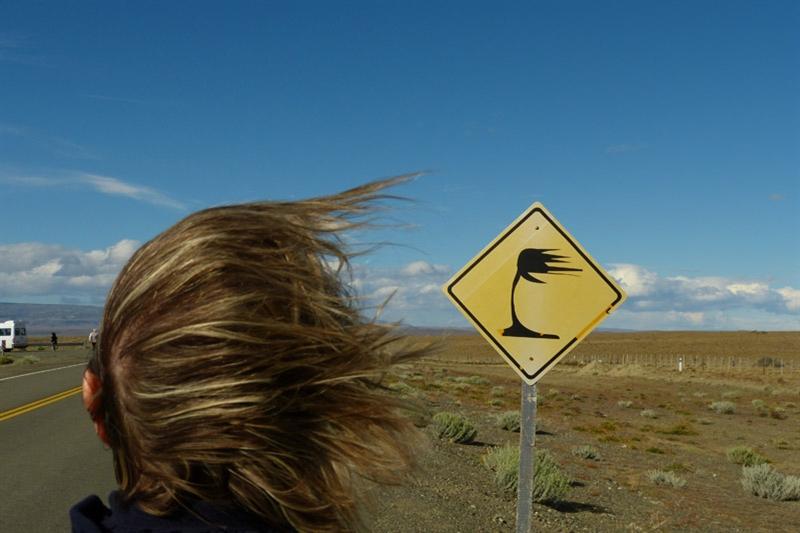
[443,202,626,384]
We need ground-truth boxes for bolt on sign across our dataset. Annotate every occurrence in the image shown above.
[443,202,626,384]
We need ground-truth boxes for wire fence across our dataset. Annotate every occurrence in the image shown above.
[422,351,800,374]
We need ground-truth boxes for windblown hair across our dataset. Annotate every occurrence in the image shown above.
[93,176,427,532]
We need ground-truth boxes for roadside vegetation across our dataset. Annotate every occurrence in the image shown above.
[432,412,478,444]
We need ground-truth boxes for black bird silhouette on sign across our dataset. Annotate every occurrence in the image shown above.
[502,248,582,339]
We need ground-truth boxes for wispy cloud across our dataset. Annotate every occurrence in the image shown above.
[85,93,147,105]
[769,193,785,202]
[0,172,186,210]
[78,174,186,209]
[0,32,47,66]
[605,143,645,154]
[0,123,98,159]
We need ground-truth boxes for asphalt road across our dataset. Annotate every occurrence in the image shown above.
[0,362,117,532]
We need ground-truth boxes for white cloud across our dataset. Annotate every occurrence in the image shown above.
[609,264,799,316]
[608,264,657,297]
[777,287,800,312]
[400,260,449,276]
[351,260,454,323]
[0,239,139,304]
[345,259,800,329]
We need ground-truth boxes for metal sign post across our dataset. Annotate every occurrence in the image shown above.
[442,201,627,533]
[516,382,537,533]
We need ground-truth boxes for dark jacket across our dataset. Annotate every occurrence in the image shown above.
[70,491,287,533]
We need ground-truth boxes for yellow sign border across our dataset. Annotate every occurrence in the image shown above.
[443,202,626,384]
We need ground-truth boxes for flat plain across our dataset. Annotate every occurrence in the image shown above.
[2,332,798,532]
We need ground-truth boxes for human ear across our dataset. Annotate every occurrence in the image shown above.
[82,369,109,446]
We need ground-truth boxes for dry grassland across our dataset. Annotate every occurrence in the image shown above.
[371,331,800,532]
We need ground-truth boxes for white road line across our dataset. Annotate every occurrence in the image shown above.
[0,363,86,383]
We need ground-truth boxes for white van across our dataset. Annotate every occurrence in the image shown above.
[0,320,28,351]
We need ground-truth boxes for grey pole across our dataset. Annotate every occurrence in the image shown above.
[516,381,537,533]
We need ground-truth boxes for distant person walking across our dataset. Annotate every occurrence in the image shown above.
[50,332,58,351]
[88,328,98,353]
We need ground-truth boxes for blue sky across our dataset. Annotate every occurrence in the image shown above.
[1,1,798,330]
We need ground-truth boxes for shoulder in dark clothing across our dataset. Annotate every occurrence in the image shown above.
[70,491,291,533]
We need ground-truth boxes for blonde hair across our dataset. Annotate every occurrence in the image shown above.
[93,176,427,531]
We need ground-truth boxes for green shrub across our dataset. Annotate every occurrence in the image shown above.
[483,445,570,503]
[488,398,503,407]
[571,445,601,460]
[432,412,478,444]
[0,355,12,365]
[709,401,736,414]
[640,409,658,419]
[498,410,521,432]
[726,446,768,467]
[741,464,800,501]
[647,470,686,488]
[751,399,765,409]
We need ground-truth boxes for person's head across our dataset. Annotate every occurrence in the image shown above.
[82,176,427,531]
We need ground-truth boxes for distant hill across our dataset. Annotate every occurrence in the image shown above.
[0,302,102,335]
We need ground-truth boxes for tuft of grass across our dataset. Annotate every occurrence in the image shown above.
[498,410,521,432]
[483,443,520,492]
[770,407,788,420]
[665,462,694,474]
[0,355,13,365]
[721,390,741,400]
[646,447,666,454]
[483,445,571,503]
[617,400,633,408]
[657,423,697,436]
[454,375,491,386]
[727,446,768,467]
[647,470,687,488]
[490,386,506,398]
[531,450,572,504]
[709,401,736,414]
[741,464,800,501]
[571,445,601,460]
[19,355,40,364]
[387,381,416,396]
[640,409,658,419]
[751,399,765,409]
[488,398,504,408]
[432,412,478,444]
